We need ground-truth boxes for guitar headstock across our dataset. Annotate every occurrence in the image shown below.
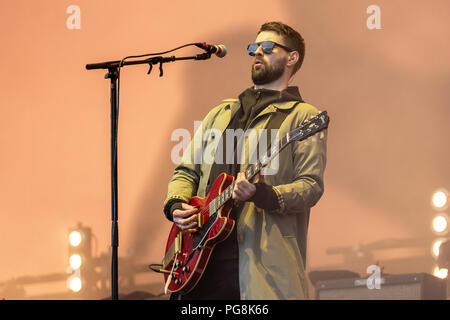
[289,111,329,142]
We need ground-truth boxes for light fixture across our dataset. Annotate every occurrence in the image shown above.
[68,277,82,293]
[432,266,448,279]
[431,238,447,259]
[431,214,448,235]
[69,231,82,247]
[69,254,82,269]
[431,189,449,210]
[67,222,92,295]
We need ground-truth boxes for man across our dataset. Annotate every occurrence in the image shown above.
[163,21,327,300]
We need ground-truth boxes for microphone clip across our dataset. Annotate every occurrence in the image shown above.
[194,52,212,60]
[146,56,172,77]
[147,61,164,77]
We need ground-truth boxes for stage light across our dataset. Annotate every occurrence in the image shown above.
[68,277,82,292]
[432,266,448,279]
[69,231,82,247]
[431,214,448,235]
[69,254,82,269]
[431,238,447,259]
[67,223,92,260]
[67,222,92,295]
[431,189,448,210]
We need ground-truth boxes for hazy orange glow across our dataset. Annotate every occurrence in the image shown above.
[1,0,449,298]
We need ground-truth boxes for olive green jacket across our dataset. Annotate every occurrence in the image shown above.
[163,98,327,299]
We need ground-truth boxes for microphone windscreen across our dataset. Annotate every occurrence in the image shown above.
[216,44,227,58]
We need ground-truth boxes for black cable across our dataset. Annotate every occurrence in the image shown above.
[120,42,200,62]
[148,263,165,274]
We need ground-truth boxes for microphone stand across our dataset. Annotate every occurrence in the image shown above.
[85,51,211,300]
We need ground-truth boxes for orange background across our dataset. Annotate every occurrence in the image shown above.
[1,0,449,298]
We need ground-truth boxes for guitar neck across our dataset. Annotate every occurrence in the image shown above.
[208,130,292,213]
[208,111,329,215]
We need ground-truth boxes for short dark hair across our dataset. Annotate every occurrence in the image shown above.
[257,21,305,76]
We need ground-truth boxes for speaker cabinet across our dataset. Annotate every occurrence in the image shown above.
[315,273,446,300]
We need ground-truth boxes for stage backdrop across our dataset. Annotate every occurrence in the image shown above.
[0,0,449,298]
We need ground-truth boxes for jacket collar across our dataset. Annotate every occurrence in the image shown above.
[271,100,302,110]
[223,99,300,111]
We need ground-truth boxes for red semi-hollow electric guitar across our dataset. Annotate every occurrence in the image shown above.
[157,111,329,294]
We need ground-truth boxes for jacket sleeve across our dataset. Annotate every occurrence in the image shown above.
[269,108,327,215]
[162,104,224,220]
[162,126,202,218]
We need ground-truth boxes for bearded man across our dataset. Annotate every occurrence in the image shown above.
[163,21,327,300]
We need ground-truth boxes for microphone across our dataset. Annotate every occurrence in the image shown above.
[195,42,227,58]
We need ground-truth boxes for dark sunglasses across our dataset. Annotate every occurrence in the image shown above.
[247,41,293,56]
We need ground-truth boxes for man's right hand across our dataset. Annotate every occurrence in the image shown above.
[173,203,198,232]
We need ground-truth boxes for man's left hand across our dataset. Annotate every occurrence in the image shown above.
[232,172,256,201]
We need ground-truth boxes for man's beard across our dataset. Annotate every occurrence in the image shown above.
[251,56,287,85]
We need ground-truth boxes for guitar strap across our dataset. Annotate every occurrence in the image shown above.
[207,100,302,193]
[262,102,300,151]
[243,101,301,179]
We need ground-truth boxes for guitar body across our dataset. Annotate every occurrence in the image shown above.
[158,110,330,294]
[163,173,235,294]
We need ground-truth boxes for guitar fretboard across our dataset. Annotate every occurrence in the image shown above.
[207,111,328,215]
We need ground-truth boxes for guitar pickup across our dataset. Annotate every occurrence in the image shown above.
[174,233,182,254]
[197,213,203,228]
